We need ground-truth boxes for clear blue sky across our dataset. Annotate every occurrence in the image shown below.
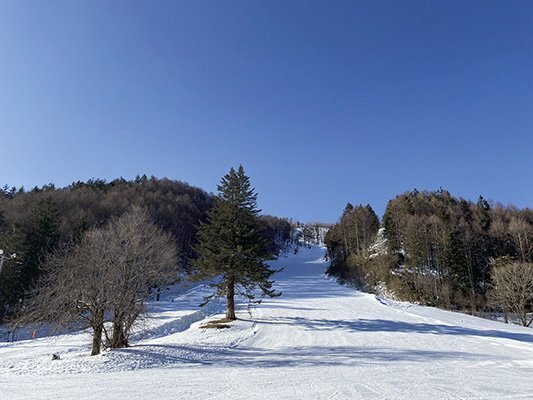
[1,1,532,222]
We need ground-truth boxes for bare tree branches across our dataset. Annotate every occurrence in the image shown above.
[16,207,178,355]
[105,208,177,348]
[491,260,533,327]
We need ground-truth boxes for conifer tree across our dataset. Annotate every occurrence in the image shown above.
[20,198,60,298]
[192,166,281,320]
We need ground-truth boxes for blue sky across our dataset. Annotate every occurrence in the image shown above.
[1,1,532,222]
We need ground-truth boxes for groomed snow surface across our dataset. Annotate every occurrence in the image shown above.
[1,245,533,399]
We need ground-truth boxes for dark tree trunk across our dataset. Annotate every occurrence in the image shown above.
[465,247,476,315]
[110,314,128,348]
[91,310,104,356]
[226,276,236,320]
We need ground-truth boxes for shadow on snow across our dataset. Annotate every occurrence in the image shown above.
[110,343,485,370]
[244,317,533,344]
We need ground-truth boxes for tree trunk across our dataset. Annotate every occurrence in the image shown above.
[91,310,104,356]
[226,276,236,320]
[110,314,128,348]
[465,247,476,315]
[518,233,526,263]
[341,223,349,258]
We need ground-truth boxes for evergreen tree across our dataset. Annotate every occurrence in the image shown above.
[19,198,60,299]
[0,211,18,322]
[192,166,281,320]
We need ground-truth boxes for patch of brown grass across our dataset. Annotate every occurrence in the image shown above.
[199,318,234,329]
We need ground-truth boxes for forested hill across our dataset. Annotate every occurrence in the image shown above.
[3,179,531,327]
[325,190,533,319]
[0,177,291,323]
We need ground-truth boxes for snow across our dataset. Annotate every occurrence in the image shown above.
[1,245,533,399]
[369,227,388,257]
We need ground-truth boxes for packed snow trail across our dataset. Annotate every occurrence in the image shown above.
[1,245,533,399]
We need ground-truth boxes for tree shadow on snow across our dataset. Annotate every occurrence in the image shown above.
[270,278,364,301]
[111,343,484,370]
[245,317,533,344]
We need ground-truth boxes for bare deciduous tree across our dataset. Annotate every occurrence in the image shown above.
[509,217,533,263]
[16,207,177,355]
[105,208,177,348]
[490,260,533,327]
[17,231,113,355]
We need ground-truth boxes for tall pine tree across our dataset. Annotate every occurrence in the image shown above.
[192,166,280,320]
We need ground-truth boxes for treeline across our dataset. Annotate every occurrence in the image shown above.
[325,203,383,286]
[0,176,291,323]
[325,190,533,320]
[260,215,293,253]
[297,222,332,246]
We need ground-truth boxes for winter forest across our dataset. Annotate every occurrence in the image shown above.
[325,191,533,325]
[1,169,532,399]
[1,175,531,333]
[2,1,533,398]
[0,173,291,326]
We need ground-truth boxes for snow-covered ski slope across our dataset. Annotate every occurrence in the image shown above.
[1,245,533,399]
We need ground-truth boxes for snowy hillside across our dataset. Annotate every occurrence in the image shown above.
[1,245,533,399]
